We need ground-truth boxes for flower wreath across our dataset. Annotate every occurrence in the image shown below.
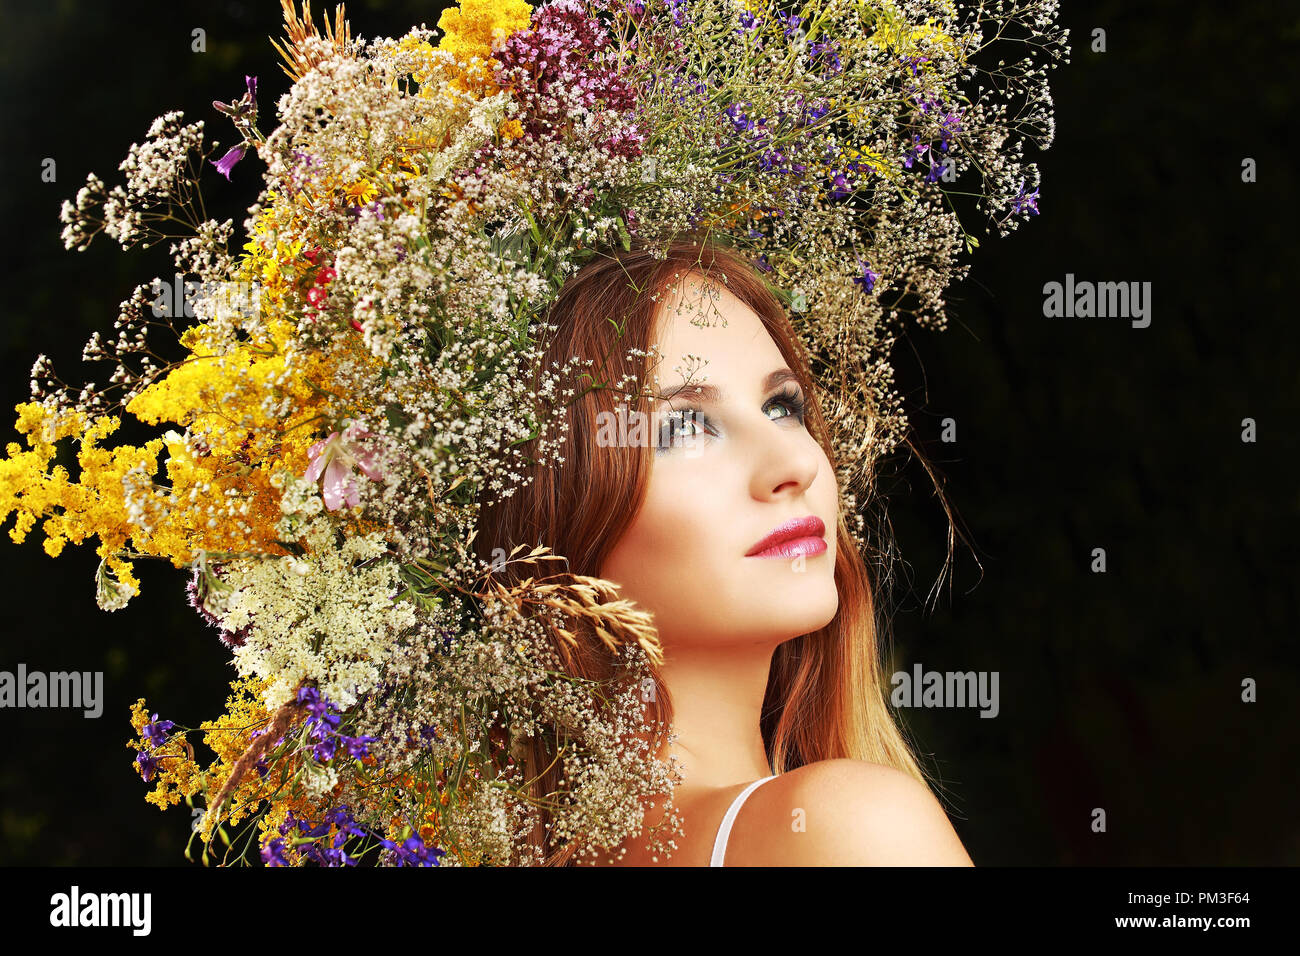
[1,0,1067,865]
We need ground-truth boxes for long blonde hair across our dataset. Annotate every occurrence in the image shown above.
[474,235,929,864]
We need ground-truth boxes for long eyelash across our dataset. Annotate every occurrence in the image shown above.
[772,384,806,422]
[654,387,807,453]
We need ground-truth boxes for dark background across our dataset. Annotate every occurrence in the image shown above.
[0,0,1295,865]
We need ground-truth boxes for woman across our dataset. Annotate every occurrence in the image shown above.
[475,236,973,866]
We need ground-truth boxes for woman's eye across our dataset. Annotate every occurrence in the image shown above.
[657,411,705,448]
[768,388,806,423]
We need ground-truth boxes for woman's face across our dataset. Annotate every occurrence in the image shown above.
[598,270,840,651]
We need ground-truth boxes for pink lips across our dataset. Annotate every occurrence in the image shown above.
[746,515,828,559]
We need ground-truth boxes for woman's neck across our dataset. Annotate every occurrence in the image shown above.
[656,640,777,789]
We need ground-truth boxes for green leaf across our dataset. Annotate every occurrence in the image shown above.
[522,203,543,246]
[617,213,632,252]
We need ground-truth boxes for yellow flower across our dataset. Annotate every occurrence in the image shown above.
[863,3,967,69]
[840,142,898,182]
[0,403,162,599]
[436,0,533,97]
[0,277,362,595]
[343,179,379,205]
[497,117,525,142]
[127,699,210,811]
[239,202,313,306]
[437,0,533,61]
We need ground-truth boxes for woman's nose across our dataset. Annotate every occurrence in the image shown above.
[747,421,820,501]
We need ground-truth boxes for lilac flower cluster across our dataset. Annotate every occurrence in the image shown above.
[663,0,691,29]
[262,805,446,867]
[493,0,643,159]
[232,685,379,789]
[901,66,970,184]
[261,807,364,866]
[296,685,378,763]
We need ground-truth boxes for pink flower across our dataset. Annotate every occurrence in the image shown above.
[303,423,385,510]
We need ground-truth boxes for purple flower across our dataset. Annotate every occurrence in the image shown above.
[809,40,842,75]
[293,686,380,764]
[345,734,378,758]
[1011,179,1040,216]
[211,75,259,182]
[136,750,160,783]
[297,685,336,723]
[903,134,929,169]
[758,148,790,173]
[296,817,332,839]
[325,806,367,837]
[380,832,446,867]
[913,92,938,114]
[345,199,386,223]
[143,713,175,748]
[937,109,964,151]
[853,259,878,293]
[261,837,290,866]
[212,74,259,122]
[297,686,343,742]
[303,422,385,510]
[306,844,358,866]
[211,145,246,181]
[723,102,754,132]
[925,154,945,183]
[278,810,300,836]
[401,835,445,865]
[312,736,339,762]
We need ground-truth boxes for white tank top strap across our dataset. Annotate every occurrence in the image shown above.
[709,775,778,867]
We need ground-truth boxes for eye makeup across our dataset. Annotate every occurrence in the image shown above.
[654,384,807,453]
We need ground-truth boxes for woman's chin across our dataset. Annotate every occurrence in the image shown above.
[749,587,840,639]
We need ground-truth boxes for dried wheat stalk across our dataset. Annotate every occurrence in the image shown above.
[270,0,355,84]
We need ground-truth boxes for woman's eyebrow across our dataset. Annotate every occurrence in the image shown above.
[654,367,799,404]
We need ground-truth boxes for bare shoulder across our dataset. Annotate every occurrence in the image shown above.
[730,758,974,866]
